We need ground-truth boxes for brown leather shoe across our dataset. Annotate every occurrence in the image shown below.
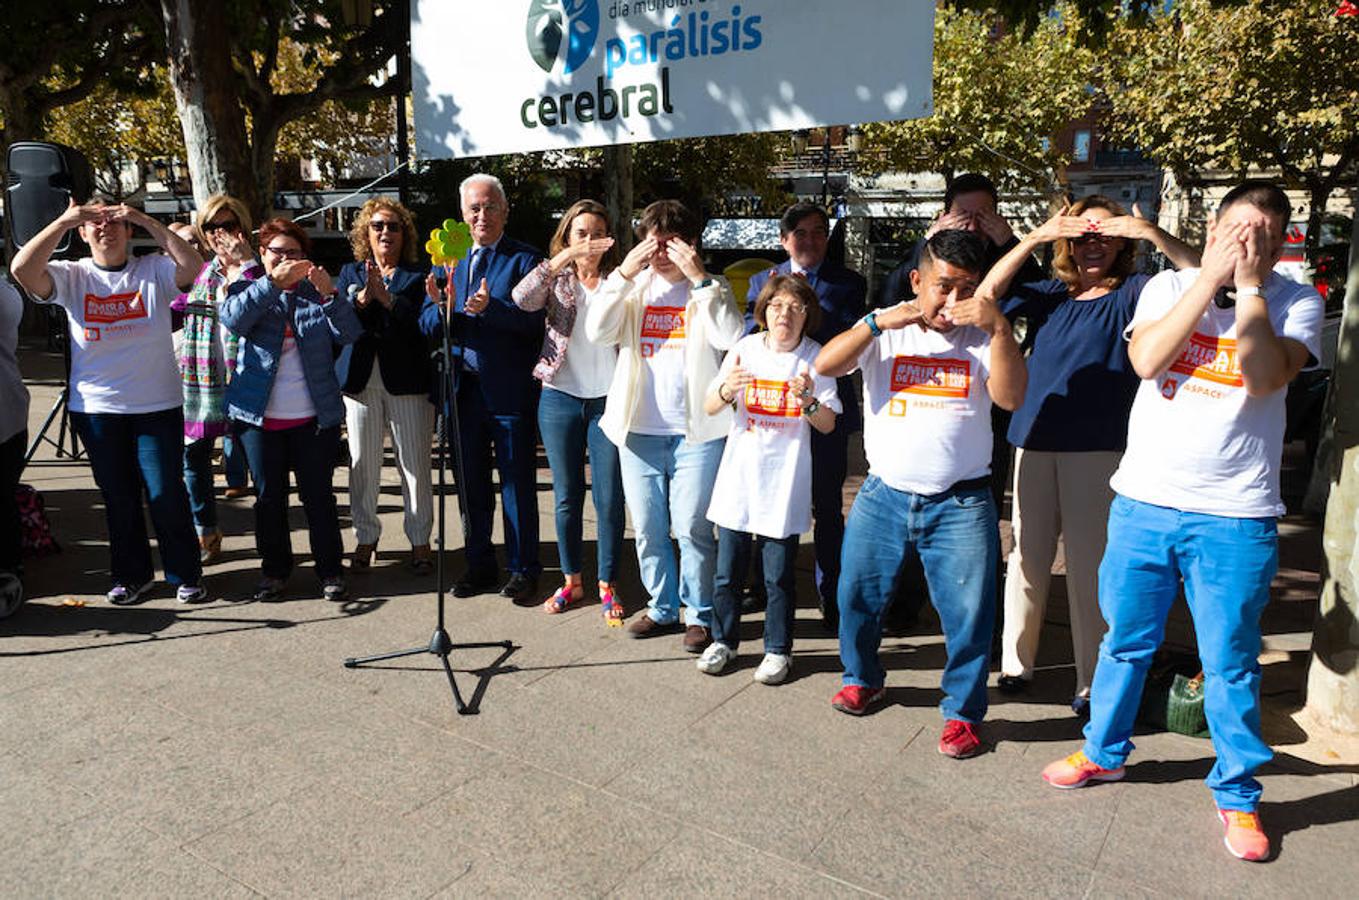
[351,543,376,569]
[682,624,711,654]
[625,615,680,639]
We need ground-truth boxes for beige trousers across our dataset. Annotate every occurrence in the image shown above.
[1001,448,1120,696]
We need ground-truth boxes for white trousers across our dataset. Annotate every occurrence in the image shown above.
[1001,448,1120,696]
[343,368,435,546]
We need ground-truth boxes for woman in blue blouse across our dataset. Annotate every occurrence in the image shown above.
[977,196,1198,714]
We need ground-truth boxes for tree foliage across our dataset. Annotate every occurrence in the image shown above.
[859,3,1094,194]
[0,0,161,150]
[1102,0,1359,249]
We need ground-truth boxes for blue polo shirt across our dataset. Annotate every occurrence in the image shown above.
[1000,273,1150,452]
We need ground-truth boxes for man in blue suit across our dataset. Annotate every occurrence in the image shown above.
[746,202,866,628]
[421,174,545,601]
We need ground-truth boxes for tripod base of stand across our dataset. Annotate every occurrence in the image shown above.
[344,629,514,715]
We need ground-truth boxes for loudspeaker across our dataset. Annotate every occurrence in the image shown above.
[4,141,92,258]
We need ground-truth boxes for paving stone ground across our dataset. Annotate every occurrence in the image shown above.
[4,339,1356,898]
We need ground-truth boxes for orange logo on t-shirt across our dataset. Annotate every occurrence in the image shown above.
[743,379,801,417]
[84,291,146,324]
[1168,333,1242,387]
[890,355,971,398]
[640,306,686,340]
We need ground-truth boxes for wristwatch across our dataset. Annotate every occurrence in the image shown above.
[862,311,882,336]
[1236,285,1262,299]
[802,399,821,417]
[692,277,715,290]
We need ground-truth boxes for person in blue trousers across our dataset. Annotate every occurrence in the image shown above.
[421,174,545,603]
[815,230,1026,760]
[1041,182,1324,864]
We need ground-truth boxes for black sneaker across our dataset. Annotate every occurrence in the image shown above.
[500,572,539,604]
[321,577,348,602]
[253,577,285,602]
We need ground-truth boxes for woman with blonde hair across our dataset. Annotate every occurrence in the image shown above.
[978,194,1198,714]
[512,199,626,623]
[334,197,436,572]
[175,194,263,562]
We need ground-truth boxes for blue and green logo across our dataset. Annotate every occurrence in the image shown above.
[526,0,600,75]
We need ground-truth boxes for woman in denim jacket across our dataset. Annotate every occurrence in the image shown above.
[221,218,363,602]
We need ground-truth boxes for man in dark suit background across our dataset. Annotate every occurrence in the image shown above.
[745,202,867,627]
[422,173,545,602]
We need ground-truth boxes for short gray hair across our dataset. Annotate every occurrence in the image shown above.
[459,173,508,209]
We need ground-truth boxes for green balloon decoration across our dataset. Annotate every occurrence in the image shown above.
[428,219,473,268]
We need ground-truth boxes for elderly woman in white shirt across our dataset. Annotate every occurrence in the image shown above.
[585,199,745,654]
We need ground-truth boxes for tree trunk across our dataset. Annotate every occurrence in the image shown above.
[603,144,634,254]
[160,0,257,217]
[1306,212,1359,735]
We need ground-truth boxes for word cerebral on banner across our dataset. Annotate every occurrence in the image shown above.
[411,0,935,159]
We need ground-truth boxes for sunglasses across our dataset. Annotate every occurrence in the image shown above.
[264,245,305,260]
[369,220,401,233]
[202,218,239,234]
[1072,233,1117,246]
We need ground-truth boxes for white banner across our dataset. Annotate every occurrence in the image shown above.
[412,0,935,159]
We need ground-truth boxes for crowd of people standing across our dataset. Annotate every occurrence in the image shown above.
[0,172,1322,864]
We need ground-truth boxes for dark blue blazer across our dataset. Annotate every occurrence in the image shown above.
[746,260,867,431]
[419,235,545,413]
[334,261,432,397]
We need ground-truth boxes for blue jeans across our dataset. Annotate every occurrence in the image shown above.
[454,373,540,577]
[1084,495,1277,812]
[183,437,218,535]
[713,527,798,654]
[71,408,201,588]
[236,422,344,580]
[837,475,998,724]
[223,431,250,489]
[617,433,724,627]
[537,388,624,582]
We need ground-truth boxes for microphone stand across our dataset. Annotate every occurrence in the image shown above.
[343,265,513,715]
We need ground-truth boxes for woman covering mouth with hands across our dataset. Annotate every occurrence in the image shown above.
[220,217,363,603]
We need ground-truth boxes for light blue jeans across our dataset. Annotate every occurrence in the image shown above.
[617,433,724,627]
[837,475,998,724]
[1084,494,1277,812]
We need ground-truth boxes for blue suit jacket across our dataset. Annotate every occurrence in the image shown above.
[334,262,432,397]
[419,235,545,413]
[746,260,867,431]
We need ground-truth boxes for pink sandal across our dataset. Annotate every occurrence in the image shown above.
[599,581,624,628]
[542,584,583,614]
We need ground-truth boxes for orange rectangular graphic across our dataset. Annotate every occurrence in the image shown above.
[1168,333,1242,387]
[743,379,801,417]
[84,290,146,324]
[640,306,686,341]
[889,355,970,398]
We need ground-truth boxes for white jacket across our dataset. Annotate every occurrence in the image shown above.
[585,268,745,447]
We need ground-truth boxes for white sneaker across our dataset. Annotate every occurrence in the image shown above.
[753,653,791,685]
[696,642,735,675]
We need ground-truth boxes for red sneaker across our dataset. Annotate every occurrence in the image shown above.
[938,719,983,759]
[1218,809,1270,862]
[1041,750,1126,789]
[831,684,886,715]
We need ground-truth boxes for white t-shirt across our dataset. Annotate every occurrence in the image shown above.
[548,280,618,400]
[46,255,183,415]
[706,334,842,539]
[629,277,691,435]
[263,323,317,421]
[1110,269,1323,518]
[856,324,994,494]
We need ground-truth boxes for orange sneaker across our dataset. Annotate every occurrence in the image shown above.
[1041,750,1126,789]
[1218,809,1270,862]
